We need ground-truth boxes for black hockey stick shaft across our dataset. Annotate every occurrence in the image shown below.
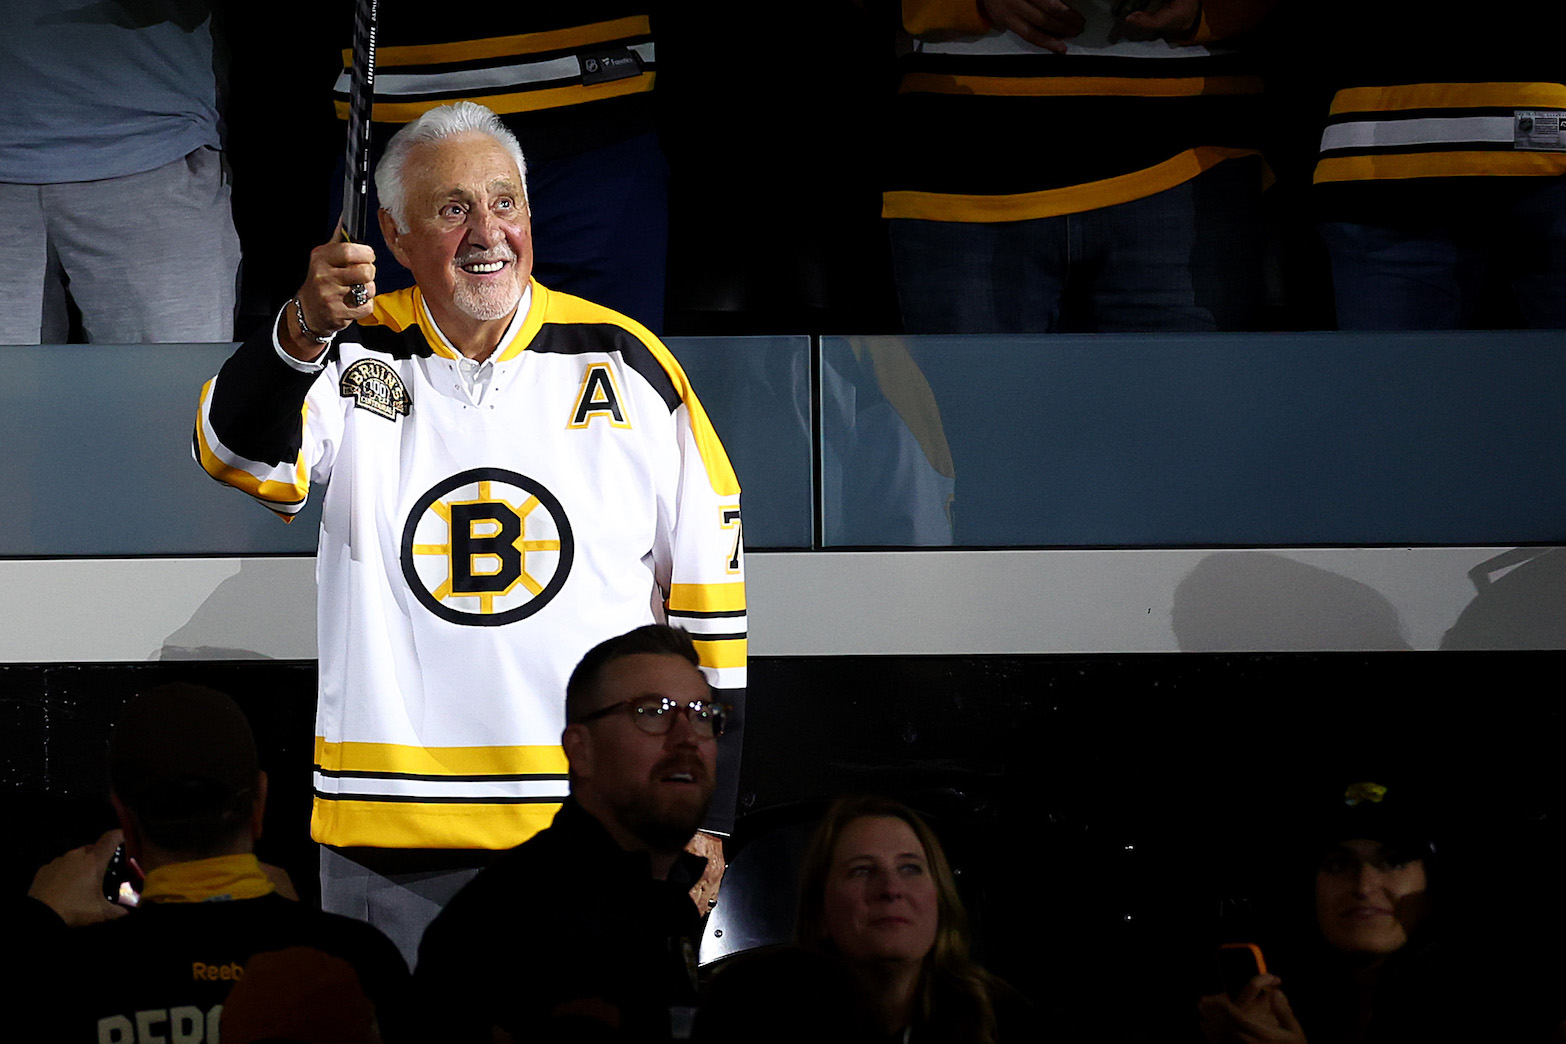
[341,0,378,243]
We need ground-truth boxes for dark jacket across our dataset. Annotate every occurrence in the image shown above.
[416,799,707,1043]
[22,891,411,1041]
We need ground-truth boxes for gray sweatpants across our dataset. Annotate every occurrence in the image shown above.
[0,147,241,344]
[320,845,494,970]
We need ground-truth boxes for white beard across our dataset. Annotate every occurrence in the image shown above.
[452,273,521,321]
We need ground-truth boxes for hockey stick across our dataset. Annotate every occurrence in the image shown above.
[341,0,378,244]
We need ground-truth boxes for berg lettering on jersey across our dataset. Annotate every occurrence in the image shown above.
[98,1006,222,1044]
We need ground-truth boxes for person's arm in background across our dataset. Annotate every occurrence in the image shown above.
[24,829,129,928]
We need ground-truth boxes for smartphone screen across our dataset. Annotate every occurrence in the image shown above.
[1216,943,1267,999]
[103,843,142,908]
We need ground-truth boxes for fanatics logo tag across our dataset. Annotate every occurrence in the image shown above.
[1515,111,1566,152]
[340,359,412,421]
[579,47,643,86]
[400,468,575,626]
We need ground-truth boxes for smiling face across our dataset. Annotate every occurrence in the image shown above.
[564,652,717,857]
[379,132,532,352]
[1315,838,1430,956]
[821,816,940,968]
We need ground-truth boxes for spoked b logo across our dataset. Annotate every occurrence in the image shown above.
[400,468,575,626]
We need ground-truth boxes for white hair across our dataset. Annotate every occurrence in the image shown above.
[375,101,529,233]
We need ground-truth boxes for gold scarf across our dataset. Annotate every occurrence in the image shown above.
[140,853,276,904]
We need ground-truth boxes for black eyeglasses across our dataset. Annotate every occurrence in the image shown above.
[575,695,731,738]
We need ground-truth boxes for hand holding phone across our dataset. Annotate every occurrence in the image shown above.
[27,830,131,926]
[1216,942,1267,999]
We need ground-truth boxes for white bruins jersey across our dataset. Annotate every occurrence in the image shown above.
[195,281,745,849]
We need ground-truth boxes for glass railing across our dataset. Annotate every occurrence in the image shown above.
[4,330,1564,556]
[821,331,1566,547]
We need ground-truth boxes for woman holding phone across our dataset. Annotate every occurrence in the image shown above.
[1198,781,1493,1044]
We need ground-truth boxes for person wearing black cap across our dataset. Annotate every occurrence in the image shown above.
[1196,780,1482,1044]
[22,684,412,1043]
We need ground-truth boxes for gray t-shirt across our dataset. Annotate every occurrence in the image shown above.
[0,0,222,183]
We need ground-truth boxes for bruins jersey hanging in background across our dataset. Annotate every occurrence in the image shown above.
[331,2,656,164]
[1306,1,1566,221]
[195,281,746,850]
[886,0,1276,223]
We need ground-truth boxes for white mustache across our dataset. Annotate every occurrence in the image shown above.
[454,246,516,266]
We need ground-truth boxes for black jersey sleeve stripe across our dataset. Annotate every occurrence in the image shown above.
[350,321,436,359]
[619,336,682,413]
[1322,106,1529,125]
[205,328,327,467]
[1319,141,1518,159]
[314,769,567,783]
[314,791,566,805]
[675,630,747,643]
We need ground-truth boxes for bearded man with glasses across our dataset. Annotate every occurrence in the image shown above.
[414,624,728,1043]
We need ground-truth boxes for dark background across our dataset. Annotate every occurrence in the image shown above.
[13,3,1558,1039]
[221,1,1513,344]
[6,650,1563,1039]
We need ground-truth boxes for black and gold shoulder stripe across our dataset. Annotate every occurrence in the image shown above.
[349,318,435,360]
[529,323,680,414]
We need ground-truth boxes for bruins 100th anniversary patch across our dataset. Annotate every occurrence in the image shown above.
[339,359,412,420]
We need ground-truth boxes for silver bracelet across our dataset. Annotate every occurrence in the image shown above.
[291,297,337,345]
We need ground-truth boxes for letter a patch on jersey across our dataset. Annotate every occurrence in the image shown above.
[400,468,576,626]
[568,363,630,429]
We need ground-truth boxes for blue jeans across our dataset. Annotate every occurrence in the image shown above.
[1320,175,1566,330]
[889,158,1263,334]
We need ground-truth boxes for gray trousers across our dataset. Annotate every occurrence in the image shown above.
[320,845,497,970]
[0,147,240,344]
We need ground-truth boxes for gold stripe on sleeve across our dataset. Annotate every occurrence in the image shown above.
[312,798,562,850]
[692,637,749,670]
[668,582,747,615]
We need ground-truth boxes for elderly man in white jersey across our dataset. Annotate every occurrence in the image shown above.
[194,101,746,964]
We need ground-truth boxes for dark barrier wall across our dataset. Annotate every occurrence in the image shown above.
[5,652,1564,1040]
